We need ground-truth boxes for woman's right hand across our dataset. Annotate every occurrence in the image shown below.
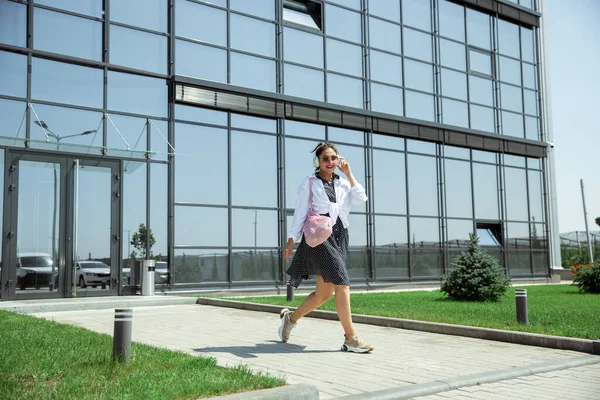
[284,239,295,262]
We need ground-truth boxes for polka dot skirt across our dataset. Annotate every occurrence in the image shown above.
[286,173,350,288]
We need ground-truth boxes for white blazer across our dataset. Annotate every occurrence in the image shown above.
[287,173,368,243]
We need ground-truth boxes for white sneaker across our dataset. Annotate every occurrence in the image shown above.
[341,333,374,353]
[278,308,296,343]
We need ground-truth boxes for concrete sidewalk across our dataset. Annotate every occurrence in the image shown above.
[31,303,600,399]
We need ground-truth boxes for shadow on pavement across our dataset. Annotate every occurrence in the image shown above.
[193,340,341,358]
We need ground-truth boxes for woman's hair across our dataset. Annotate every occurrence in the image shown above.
[311,142,338,171]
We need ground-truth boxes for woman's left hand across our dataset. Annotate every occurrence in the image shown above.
[337,157,351,175]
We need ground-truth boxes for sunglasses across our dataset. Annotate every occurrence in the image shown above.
[320,155,339,163]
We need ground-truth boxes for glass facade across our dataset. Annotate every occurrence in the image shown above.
[0,0,549,299]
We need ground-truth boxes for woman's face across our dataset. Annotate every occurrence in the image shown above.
[318,147,338,173]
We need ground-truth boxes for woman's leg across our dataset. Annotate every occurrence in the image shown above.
[334,284,355,337]
[290,275,334,322]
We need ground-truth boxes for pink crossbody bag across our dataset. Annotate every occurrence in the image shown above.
[303,177,333,247]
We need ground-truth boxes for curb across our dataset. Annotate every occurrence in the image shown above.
[210,383,319,400]
[337,355,600,399]
[196,298,600,355]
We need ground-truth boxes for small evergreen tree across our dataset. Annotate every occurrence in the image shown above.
[441,233,510,302]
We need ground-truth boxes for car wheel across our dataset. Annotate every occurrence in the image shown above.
[79,276,87,288]
[91,285,97,288]
[18,277,26,291]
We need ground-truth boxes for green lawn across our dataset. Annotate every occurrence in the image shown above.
[227,285,600,340]
[0,311,283,400]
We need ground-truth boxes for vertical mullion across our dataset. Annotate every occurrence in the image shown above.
[278,117,286,285]
[102,0,109,152]
[26,0,33,144]
[226,112,232,286]
[167,0,175,288]
[322,3,328,102]
[146,121,151,260]
[405,141,411,280]
[226,0,231,84]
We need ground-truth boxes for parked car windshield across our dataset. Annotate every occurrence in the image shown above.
[80,262,109,269]
[20,256,53,268]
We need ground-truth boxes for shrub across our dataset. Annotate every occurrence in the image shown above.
[441,233,510,302]
[573,260,600,294]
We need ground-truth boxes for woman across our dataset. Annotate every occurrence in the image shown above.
[279,142,374,353]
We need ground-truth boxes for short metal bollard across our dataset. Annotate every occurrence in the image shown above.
[287,284,294,302]
[113,308,133,364]
[515,289,528,324]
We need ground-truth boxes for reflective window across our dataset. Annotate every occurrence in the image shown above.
[444,146,469,159]
[283,0,322,30]
[441,69,467,100]
[440,39,466,71]
[504,154,526,167]
[231,14,275,57]
[469,75,494,106]
[370,50,402,86]
[284,64,324,101]
[403,28,432,63]
[335,145,366,203]
[231,248,278,281]
[404,59,433,92]
[231,114,276,133]
[231,131,277,207]
[500,84,523,113]
[405,90,434,122]
[123,162,146,263]
[408,154,438,216]
[175,0,227,46]
[173,249,228,284]
[469,48,492,76]
[108,72,167,117]
[0,50,27,98]
[328,0,360,9]
[284,27,323,68]
[327,73,363,109]
[373,134,404,151]
[407,139,435,154]
[371,84,403,116]
[327,38,362,77]
[402,0,431,32]
[149,164,168,258]
[175,105,228,126]
[439,0,464,41]
[522,63,537,90]
[369,1,400,22]
[375,216,408,246]
[445,160,472,218]
[410,217,439,246]
[466,8,490,50]
[373,149,406,214]
[470,104,495,133]
[175,206,228,246]
[176,40,227,83]
[36,0,102,17]
[0,0,26,47]
[34,8,102,61]
[230,0,275,20]
[232,209,278,247]
[524,89,537,116]
[473,163,499,219]
[442,99,468,128]
[326,5,361,43]
[521,27,535,63]
[472,150,496,163]
[285,138,323,206]
[285,120,325,140]
[369,17,401,54]
[498,20,521,59]
[32,58,103,109]
[106,114,147,155]
[507,223,530,250]
[525,116,539,141]
[328,127,364,145]
[502,111,524,138]
[111,0,167,32]
[528,170,544,223]
[110,25,167,74]
[0,99,27,142]
[532,251,548,274]
[348,213,367,247]
[504,167,528,221]
[231,53,276,92]
[499,56,521,85]
[447,219,473,249]
[527,157,541,170]
[149,119,168,161]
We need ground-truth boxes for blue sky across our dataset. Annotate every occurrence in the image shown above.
[545,0,600,233]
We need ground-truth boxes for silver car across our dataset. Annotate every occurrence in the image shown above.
[17,253,59,290]
[76,261,110,288]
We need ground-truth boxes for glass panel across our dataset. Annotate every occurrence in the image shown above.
[442,99,468,128]
[507,222,530,250]
[0,50,27,98]
[469,75,494,106]
[231,52,276,92]
[174,249,228,284]
[525,116,539,141]
[521,27,535,63]
[499,56,521,85]
[373,150,406,214]
[504,154,526,167]
[285,138,322,208]
[327,73,363,109]
[441,69,467,100]
[231,14,275,57]
[508,250,531,276]
[34,8,102,61]
[328,127,364,145]
[376,248,409,280]
[524,89,537,116]
[498,19,520,59]
[0,1,26,47]
[502,111,524,138]
[473,163,499,219]
[175,0,227,46]
[402,0,431,32]
[440,39,466,71]
[175,123,228,205]
[376,216,408,246]
[285,120,325,140]
[106,114,147,155]
[284,64,324,102]
[407,139,435,155]
[408,154,438,216]
[472,150,496,163]
[175,206,228,246]
[405,90,434,122]
[231,131,277,207]
[175,104,228,126]
[123,162,146,268]
[36,0,102,17]
[150,163,168,262]
[108,71,167,117]
[369,1,400,22]
[0,98,27,144]
[403,28,432,63]
[347,247,369,279]
[369,17,401,54]
[444,146,469,159]
[505,167,528,221]
[176,40,227,83]
[232,209,278,247]
[439,0,464,41]
[522,63,537,90]
[329,0,360,9]
[445,160,472,218]
[447,219,474,268]
[372,134,404,150]
[110,25,167,74]
[527,158,541,170]
[230,0,275,20]
[470,104,495,133]
[532,251,548,275]
[283,2,320,30]
[231,249,278,282]
[349,213,367,247]
[531,225,546,249]
[501,84,523,113]
[528,170,544,223]
[326,38,362,77]
[111,0,167,32]
[231,114,277,133]
[284,27,323,68]
[335,144,367,212]
[371,84,403,116]
[469,48,492,76]
[16,161,60,293]
[326,5,361,43]
[404,60,433,92]
[466,8,490,50]
[370,50,402,86]
[75,164,112,293]
[32,58,103,109]
[410,218,440,277]
[0,150,2,296]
